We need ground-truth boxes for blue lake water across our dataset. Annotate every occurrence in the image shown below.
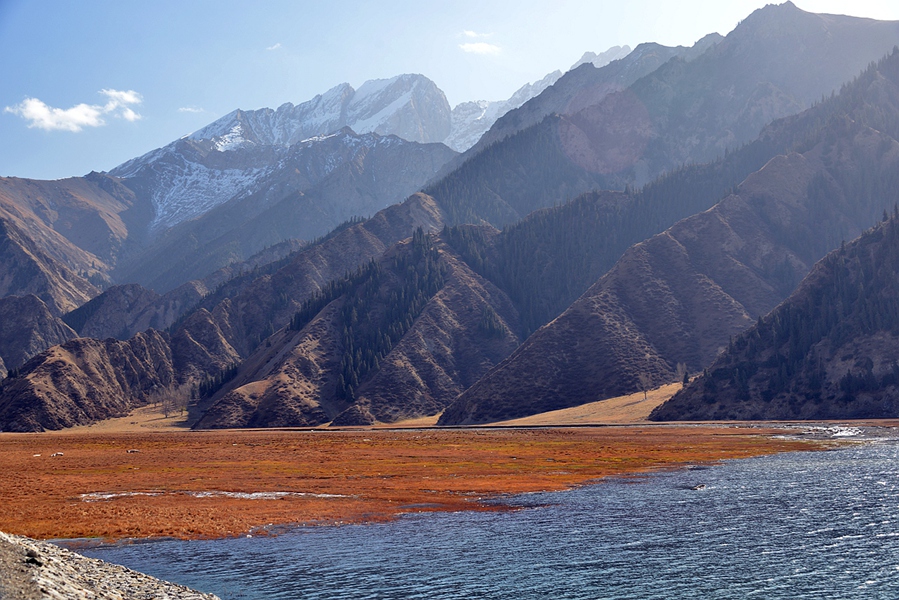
[77,430,899,599]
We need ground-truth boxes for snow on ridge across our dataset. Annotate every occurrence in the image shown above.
[350,76,399,107]
[213,123,250,151]
[188,109,243,142]
[147,160,274,231]
[443,70,563,152]
[569,45,632,71]
[179,77,443,152]
[143,129,403,231]
[109,146,169,179]
[350,90,414,134]
[108,68,567,231]
[298,132,341,144]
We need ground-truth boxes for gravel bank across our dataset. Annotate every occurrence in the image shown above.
[0,531,219,599]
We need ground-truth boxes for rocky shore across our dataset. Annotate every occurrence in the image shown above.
[0,531,218,600]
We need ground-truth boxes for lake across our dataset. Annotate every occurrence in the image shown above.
[77,427,899,599]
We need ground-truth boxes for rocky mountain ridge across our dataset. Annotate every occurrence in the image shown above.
[196,230,521,428]
[112,129,456,292]
[185,74,453,149]
[0,193,447,431]
[444,70,563,152]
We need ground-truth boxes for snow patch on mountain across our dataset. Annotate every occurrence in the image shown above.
[110,129,420,232]
[147,160,273,231]
[213,123,251,152]
[350,89,414,135]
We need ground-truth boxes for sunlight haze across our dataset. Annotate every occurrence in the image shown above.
[1,0,897,179]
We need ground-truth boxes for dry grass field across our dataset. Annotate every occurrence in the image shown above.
[0,423,821,543]
[494,382,681,425]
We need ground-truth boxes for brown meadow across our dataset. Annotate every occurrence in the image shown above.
[0,426,821,542]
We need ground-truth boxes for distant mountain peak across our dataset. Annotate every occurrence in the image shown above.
[186,74,450,151]
[443,70,564,152]
[570,45,632,70]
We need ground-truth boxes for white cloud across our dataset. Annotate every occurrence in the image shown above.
[4,98,103,132]
[459,42,501,55]
[178,106,205,113]
[5,89,143,132]
[463,30,492,38]
[266,42,282,50]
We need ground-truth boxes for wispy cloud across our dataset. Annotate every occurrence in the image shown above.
[5,89,143,132]
[462,30,493,38]
[178,106,205,114]
[266,42,282,51]
[459,42,501,55]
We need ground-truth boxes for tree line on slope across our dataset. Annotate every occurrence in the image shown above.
[442,136,778,337]
[682,211,899,415]
[289,228,445,401]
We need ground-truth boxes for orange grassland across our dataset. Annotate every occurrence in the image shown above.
[0,426,823,542]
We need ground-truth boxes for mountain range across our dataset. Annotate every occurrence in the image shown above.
[440,45,899,424]
[3,3,899,431]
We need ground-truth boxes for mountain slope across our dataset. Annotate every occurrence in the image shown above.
[439,54,899,425]
[0,172,147,275]
[0,219,99,316]
[444,70,562,152]
[651,217,899,421]
[195,231,520,428]
[0,330,175,432]
[62,281,207,341]
[0,295,76,377]
[0,192,446,432]
[112,130,456,291]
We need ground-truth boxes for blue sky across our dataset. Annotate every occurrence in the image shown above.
[2,0,898,180]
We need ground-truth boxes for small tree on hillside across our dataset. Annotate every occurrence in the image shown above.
[638,373,653,401]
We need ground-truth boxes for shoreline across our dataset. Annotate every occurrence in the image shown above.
[0,423,863,544]
[0,531,219,599]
